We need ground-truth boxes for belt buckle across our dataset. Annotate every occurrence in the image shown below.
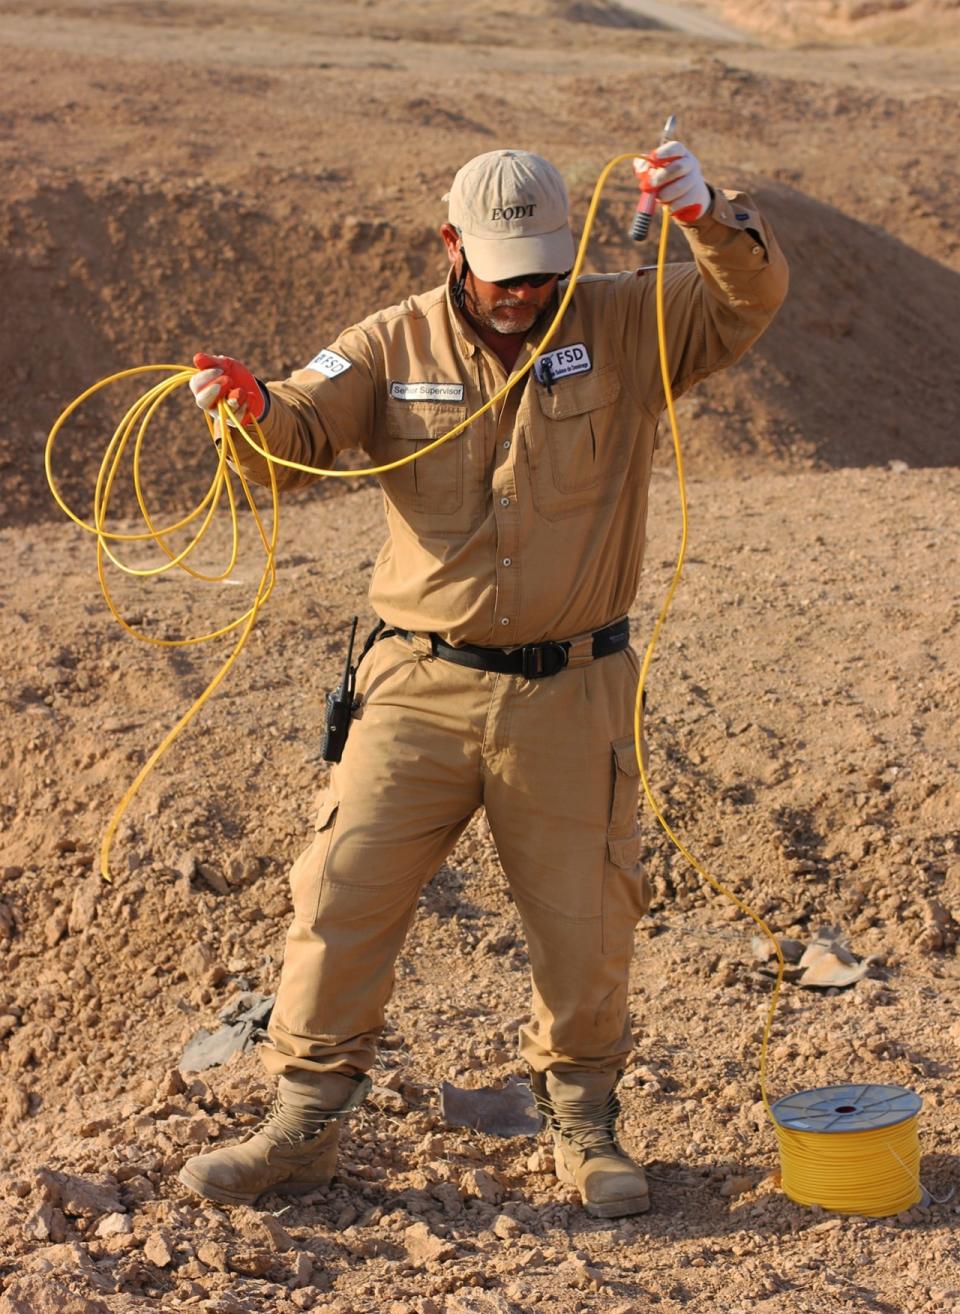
[520,641,569,679]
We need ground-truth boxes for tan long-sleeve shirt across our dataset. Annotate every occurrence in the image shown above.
[240,187,788,647]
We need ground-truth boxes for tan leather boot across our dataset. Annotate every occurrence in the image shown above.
[531,1069,650,1218]
[178,1072,370,1206]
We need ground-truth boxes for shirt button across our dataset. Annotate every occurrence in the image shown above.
[500,617,510,626]
[502,557,512,567]
[500,496,510,507]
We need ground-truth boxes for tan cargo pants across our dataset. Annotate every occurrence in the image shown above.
[261,631,651,1080]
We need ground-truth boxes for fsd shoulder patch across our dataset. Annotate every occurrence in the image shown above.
[305,348,352,378]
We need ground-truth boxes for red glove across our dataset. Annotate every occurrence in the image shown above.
[190,352,265,426]
[633,142,711,224]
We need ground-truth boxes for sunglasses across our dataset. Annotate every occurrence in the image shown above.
[493,271,558,289]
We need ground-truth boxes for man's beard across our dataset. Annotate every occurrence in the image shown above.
[465,285,542,337]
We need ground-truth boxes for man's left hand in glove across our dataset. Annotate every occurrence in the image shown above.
[633,141,712,224]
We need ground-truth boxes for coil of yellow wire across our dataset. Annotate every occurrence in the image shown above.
[772,1084,923,1216]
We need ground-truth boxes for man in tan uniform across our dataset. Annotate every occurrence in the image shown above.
[180,144,788,1217]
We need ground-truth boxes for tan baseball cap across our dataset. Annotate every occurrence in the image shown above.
[446,149,575,282]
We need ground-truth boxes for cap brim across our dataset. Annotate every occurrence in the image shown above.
[463,224,575,282]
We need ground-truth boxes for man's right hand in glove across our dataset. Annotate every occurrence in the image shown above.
[189,353,266,427]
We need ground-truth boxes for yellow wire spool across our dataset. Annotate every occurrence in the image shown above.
[772,1084,924,1216]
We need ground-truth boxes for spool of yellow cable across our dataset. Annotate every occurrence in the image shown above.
[771,1084,924,1217]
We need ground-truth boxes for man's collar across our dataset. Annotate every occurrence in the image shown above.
[444,267,567,367]
[444,268,482,359]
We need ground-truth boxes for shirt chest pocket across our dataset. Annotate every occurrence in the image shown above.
[528,365,629,519]
[381,400,467,515]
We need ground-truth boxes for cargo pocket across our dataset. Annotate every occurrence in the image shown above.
[380,401,467,514]
[609,735,642,838]
[288,789,339,928]
[603,829,652,955]
[527,365,628,520]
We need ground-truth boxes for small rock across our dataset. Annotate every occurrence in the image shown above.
[369,1084,406,1111]
[720,1174,755,1199]
[560,1255,602,1290]
[68,876,100,934]
[196,862,230,894]
[36,1168,123,1218]
[161,1067,187,1097]
[182,941,217,981]
[176,853,198,883]
[259,1213,295,1252]
[23,1203,66,1243]
[164,1112,220,1145]
[462,1167,504,1205]
[492,1212,523,1239]
[0,1274,108,1314]
[290,1250,314,1288]
[810,1217,843,1233]
[25,1241,94,1273]
[44,909,67,948]
[402,1220,453,1267]
[0,1080,29,1127]
[197,1241,228,1271]
[95,1212,132,1239]
[226,1246,274,1277]
[143,1231,173,1267]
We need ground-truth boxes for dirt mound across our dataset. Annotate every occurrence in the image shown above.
[718,0,960,43]
[663,178,960,472]
[7,166,958,529]
[1,175,432,528]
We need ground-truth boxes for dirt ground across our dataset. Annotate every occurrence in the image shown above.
[2,1,959,1312]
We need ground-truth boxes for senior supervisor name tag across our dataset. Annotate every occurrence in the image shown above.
[389,381,465,403]
[534,343,592,384]
[305,348,352,378]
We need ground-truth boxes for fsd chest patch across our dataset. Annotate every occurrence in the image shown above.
[305,348,352,378]
[534,342,592,384]
[389,381,465,403]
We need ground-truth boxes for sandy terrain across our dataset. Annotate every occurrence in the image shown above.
[2,1,959,1312]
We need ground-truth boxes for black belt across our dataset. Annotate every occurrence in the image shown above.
[384,617,630,680]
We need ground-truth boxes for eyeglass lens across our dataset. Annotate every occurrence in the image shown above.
[494,272,557,289]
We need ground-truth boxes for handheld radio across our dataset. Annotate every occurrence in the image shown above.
[321,616,358,763]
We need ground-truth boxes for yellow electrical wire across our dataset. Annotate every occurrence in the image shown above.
[637,213,787,1120]
[777,1117,922,1216]
[639,246,923,1211]
[47,149,926,1218]
[46,150,786,1073]
[45,151,652,885]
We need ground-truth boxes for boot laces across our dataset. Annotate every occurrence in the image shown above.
[255,1096,338,1147]
[533,1086,623,1155]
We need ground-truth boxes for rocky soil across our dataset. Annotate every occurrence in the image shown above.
[1,2,959,1313]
